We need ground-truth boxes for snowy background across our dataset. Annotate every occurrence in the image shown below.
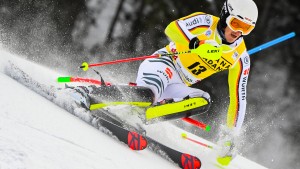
[0,0,299,169]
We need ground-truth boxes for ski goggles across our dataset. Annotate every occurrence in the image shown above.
[226,15,255,35]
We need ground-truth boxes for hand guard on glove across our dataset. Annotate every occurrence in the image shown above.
[189,37,222,60]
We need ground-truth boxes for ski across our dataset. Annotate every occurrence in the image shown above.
[145,97,210,124]
[92,113,148,151]
[6,63,200,168]
[92,109,202,169]
[6,62,148,151]
[146,136,202,169]
[92,110,202,169]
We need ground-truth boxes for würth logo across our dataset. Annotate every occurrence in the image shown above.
[165,67,173,79]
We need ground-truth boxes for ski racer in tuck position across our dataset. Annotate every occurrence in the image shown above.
[70,0,258,166]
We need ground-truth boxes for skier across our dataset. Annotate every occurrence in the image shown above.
[135,0,258,165]
[70,0,258,166]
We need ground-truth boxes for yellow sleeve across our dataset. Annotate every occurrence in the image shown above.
[227,60,243,129]
[164,12,207,46]
[227,53,250,132]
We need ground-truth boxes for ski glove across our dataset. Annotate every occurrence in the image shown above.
[189,37,222,60]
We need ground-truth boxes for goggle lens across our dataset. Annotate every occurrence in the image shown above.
[226,16,255,35]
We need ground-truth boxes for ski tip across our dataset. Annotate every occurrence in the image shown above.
[127,131,148,150]
[181,154,202,169]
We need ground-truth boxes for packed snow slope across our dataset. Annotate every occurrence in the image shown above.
[0,52,176,169]
[0,48,268,169]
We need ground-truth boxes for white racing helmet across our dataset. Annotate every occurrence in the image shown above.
[218,0,258,42]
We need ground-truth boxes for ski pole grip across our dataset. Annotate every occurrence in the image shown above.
[80,62,89,71]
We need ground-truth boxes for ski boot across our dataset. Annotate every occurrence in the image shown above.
[216,141,235,166]
[216,126,237,166]
[145,96,210,124]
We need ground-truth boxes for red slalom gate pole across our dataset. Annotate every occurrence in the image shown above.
[181,133,213,149]
[182,117,211,132]
[57,76,112,86]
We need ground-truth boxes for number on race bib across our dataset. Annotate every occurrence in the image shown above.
[187,62,207,75]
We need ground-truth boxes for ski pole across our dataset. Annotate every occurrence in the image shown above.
[57,76,112,86]
[80,50,192,71]
[80,32,296,71]
[181,133,213,149]
[248,32,295,55]
[182,117,211,132]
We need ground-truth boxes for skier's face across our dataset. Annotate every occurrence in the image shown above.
[224,26,242,43]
